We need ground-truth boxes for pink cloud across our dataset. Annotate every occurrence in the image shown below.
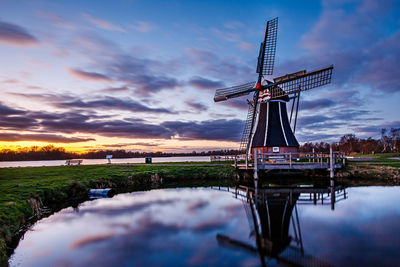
[237,42,255,52]
[0,20,39,46]
[82,13,125,32]
[68,68,112,82]
[129,21,155,33]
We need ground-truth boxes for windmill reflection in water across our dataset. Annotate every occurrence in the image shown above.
[214,181,347,266]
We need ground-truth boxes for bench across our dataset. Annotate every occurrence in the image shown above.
[65,159,83,166]
[267,156,286,163]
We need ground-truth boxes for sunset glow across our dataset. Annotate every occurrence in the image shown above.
[1,0,399,152]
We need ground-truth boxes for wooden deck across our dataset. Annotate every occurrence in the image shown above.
[233,149,345,177]
[236,162,342,170]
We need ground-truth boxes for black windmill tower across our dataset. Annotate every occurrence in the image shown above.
[213,18,333,156]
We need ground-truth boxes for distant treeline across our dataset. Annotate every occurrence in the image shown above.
[0,145,240,161]
[1,128,399,161]
[300,128,400,154]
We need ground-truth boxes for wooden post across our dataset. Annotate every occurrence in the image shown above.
[254,149,258,180]
[289,152,292,168]
[330,178,335,210]
[330,145,334,179]
[342,154,346,167]
[234,156,237,168]
[312,148,315,163]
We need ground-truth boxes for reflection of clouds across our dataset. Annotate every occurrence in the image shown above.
[186,199,209,212]
[14,187,400,266]
[70,233,114,249]
[11,188,253,266]
[297,186,400,266]
[75,198,180,217]
[192,220,227,233]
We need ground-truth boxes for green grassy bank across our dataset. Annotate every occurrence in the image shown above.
[0,163,237,266]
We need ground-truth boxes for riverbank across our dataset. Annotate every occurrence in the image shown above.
[0,163,237,265]
[1,160,399,265]
[336,159,400,186]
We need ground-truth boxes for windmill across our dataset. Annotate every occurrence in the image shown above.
[213,17,333,157]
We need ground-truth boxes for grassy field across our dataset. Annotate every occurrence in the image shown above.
[349,152,400,159]
[0,162,236,265]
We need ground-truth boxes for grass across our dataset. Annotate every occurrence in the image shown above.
[350,153,400,159]
[0,163,237,265]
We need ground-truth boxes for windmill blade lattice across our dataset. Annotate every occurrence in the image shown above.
[269,65,333,99]
[257,17,278,76]
[240,98,256,152]
[214,81,256,102]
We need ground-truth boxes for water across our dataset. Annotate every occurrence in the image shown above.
[0,156,211,168]
[9,186,400,266]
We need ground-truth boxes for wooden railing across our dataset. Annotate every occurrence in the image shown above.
[238,148,345,178]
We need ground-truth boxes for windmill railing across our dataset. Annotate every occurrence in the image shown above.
[235,150,346,173]
[211,185,348,207]
[248,151,345,164]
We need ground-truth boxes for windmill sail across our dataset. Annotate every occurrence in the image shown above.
[214,81,256,102]
[240,101,256,152]
[269,65,333,99]
[257,17,278,76]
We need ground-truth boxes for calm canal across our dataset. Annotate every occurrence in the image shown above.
[9,185,400,266]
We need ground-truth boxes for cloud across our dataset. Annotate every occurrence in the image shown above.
[102,142,162,148]
[288,0,400,94]
[0,103,170,139]
[0,101,244,142]
[223,21,244,30]
[0,133,94,143]
[68,68,112,82]
[185,48,253,81]
[297,115,331,127]
[36,10,74,29]
[219,95,250,110]
[82,13,125,32]
[186,200,209,212]
[188,76,225,90]
[355,120,400,136]
[0,20,39,46]
[101,86,131,93]
[105,54,181,95]
[55,96,174,114]
[192,220,227,233]
[185,101,208,111]
[0,102,26,115]
[41,117,173,139]
[70,233,113,249]
[128,21,155,33]
[300,98,337,111]
[162,119,243,141]
[237,42,255,52]
[0,115,38,130]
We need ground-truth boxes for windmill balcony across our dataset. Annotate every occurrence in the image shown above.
[235,151,346,171]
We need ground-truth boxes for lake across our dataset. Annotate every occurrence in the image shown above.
[9,184,400,266]
[0,156,211,168]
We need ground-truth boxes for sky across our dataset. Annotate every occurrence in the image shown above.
[0,0,400,153]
